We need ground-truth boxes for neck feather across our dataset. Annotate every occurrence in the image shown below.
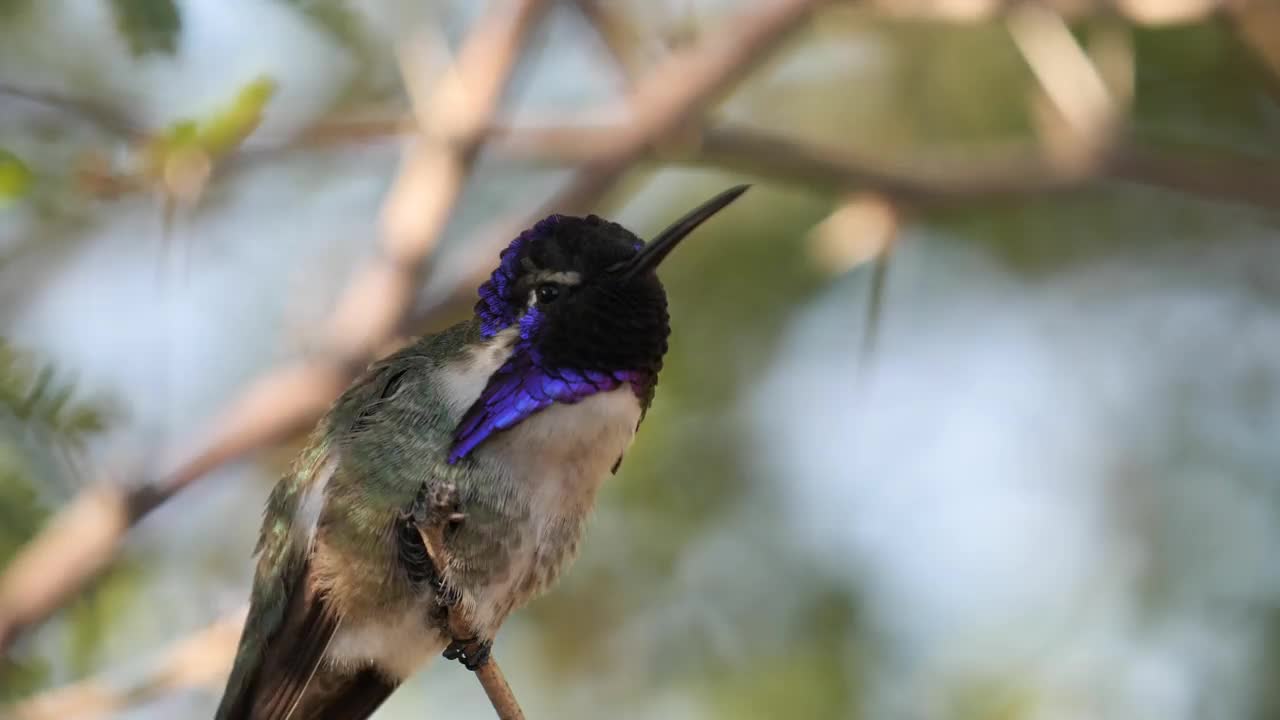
[447,330,653,463]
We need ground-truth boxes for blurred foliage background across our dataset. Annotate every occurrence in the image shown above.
[3,1,1280,719]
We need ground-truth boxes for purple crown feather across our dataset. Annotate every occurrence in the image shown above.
[476,215,563,338]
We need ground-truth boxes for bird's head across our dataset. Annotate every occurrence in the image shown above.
[474,184,749,378]
[450,184,748,462]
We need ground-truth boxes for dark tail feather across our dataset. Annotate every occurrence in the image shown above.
[300,667,399,720]
[216,571,341,720]
[222,662,398,720]
[327,671,398,719]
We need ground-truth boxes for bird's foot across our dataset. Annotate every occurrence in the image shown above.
[407,482,484,667]
[409,481,467,530]
[407,481,468,625]
[443,636,492,671]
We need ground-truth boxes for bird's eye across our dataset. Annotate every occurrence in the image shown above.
[535,283,561,304]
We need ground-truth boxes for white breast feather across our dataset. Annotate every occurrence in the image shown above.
[439,330,643,630]
[325,609,445,680]
[464,388,639,632]
[440,327,518,415]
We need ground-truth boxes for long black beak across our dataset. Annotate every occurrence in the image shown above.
[615,184,750,281]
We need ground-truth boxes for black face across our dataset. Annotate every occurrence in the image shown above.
[476,214,670,375]
[474,185,749,375]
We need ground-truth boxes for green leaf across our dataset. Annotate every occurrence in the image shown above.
[0,149,32,204]
[168,119,200,144]
[196,75,277,157]
[0,339,110,443]
[143,76,277,179]
[110,0,181,56]
[0,452,47,567]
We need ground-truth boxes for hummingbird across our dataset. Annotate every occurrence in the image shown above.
[214,185,749,719]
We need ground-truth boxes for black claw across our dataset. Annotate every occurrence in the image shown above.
[443,639,467,661]
[463,641,492,670]
[442,637,491,670]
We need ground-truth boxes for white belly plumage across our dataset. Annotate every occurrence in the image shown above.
[467,386,641,632]
[327,609,447,680]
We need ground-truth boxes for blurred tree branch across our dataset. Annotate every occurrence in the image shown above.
[1224,0,1280,106]
[6,2,1278,215]
[856,0,1249,24]
[0,83,142,139]
[5,608,246,720]
[486,121,1280,211]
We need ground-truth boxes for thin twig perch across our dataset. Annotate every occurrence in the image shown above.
[413,483,526,720]
[468,661,525,720]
